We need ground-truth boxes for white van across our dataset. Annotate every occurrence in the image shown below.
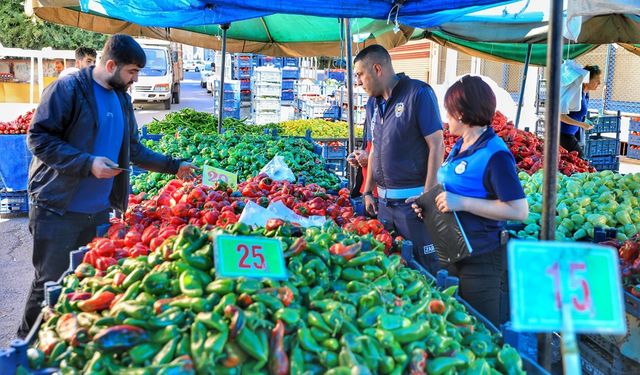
[130,39,182,109]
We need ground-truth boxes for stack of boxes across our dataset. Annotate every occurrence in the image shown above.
[213,80,241,119]
[583,112,621,171]
[338,87,369,125]
[233,54,258,120]
[252,66,282,125]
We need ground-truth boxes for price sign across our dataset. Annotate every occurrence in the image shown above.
[214,235,287,280]
[508,240,626,334]
[202,165,237,188]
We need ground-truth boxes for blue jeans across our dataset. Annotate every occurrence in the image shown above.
[18,205,109,337]
[377,198,439,274]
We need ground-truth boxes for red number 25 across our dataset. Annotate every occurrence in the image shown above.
[237,244,265,270]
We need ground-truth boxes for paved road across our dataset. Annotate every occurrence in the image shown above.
[0,72,213,347]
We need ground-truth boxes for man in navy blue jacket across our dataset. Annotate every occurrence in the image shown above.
[356,45,444,273]
[18,34,196,337]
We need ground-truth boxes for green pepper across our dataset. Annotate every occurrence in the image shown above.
[378,314,410,331]
[121,280,142,302]
[190,321,207,372]
[152,336,179,365]
[142,271,171,295]
[341,268,365,281]
[122,318,152,330]
[497,345,524,374]
[179,270,203,297]
[151,325,180,345]
[310,326,330,342]
[356,306,385,329]
[27,348,45,370]
[465,358,492,375]
[372,276,393,290]
[113,301,153,320]
[206,279,235,295]
[149,309,186,329]
[425,356,466,375]
[290,344,305,375]
[297,326,323,353]
[236,278,263,294]
[345,251,381,267]
[236,326,268,369]
[273,308,301,327]
[252,293,284,311]
[195,312,227,332]
[176,333,191,357]
[204,328,228,356]
[122,268,146,289]
[308,311,332,333]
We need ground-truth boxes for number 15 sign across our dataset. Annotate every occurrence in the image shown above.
[508,240,626,334]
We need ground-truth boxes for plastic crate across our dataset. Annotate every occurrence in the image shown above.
[350,197,365,216]
[584,136,620,158]
[240,93,252,102]
[253,67,282,83]
[259,56,283,68]
[239,79,251,90]
[323,106,340,119]
[235,53,257,68]
[253,98,281,111]
[629,134,640,146]
[283,57,299,67]
[233,67,252,80]
[579,336,640,375]
[0,135,32,191]
[281,90,295,101]
[0,190,28,216]
[325,159,346,174]
[282,67,300,80]
[253,83,281,98]
[628,146,640,160]
[281,79,295,90]
[630,118,640,133]
[254,112,280,125]
[625,291,640,318]
[321,142,347,159]
[328,69,345,81]
[214,98,241,110]
[139,125,163,142]
[586,113,621,135]
[589,154,619,172]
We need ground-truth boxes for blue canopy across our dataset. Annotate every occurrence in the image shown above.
[79,0,518,28]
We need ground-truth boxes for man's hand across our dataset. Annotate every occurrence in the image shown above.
[91,157,121,179]
[364,194,377,216]
[176,162,199,181]
[435,191,465,213]
[347,150,369,168]
[582,120,594,131]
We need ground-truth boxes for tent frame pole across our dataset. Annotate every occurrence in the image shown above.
[344,18,356,185]
[515,44,532,129]
[218,24,230,134]
[539,0,564,370]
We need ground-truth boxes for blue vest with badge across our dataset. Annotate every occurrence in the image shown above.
[437,131,512,199]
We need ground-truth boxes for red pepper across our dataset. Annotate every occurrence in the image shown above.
[77,291,115,312]
[367,219,384,235]
[124,230,142,248]
[259,177,274,190]
[269,320,289,375]
[217,211,238,227]
[67,292,92,301]
[95,257,117,271]
[266,219,285,232]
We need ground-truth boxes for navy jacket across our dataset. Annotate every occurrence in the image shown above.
[27,67,180,214]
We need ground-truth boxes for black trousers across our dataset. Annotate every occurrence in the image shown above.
[18,206,109,337]
[560,132,584,158]
[447,248,509,327]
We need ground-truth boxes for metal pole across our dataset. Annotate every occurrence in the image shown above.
[515,44,532,129]
[217,24,230,134]
[344,19,356,185]
[539,0,564,370]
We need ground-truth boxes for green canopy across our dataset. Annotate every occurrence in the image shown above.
[425,30,597,66]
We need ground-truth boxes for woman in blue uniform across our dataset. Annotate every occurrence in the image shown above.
[560,65,601,157]
[413,75,529,325]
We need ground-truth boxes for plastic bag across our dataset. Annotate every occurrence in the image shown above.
[238,200,326,228]
[260,155,295,182]
[560,60,589,114]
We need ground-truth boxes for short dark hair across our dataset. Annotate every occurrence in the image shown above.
[444,75,496,126]
[584,65,602,78]
[354,44,391,66]
[101,34,146,68]
[75,47,96,60]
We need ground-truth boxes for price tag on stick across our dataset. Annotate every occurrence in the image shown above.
[508,240,626,334]
[202,165,237,188]
[214,235,288,280]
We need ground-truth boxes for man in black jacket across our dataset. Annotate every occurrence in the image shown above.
[18,34,196,337]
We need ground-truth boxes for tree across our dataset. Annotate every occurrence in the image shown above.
[0,0,107,50]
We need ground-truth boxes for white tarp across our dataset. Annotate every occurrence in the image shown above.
[566,0,640,41]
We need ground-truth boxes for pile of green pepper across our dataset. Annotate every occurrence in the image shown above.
[132,129,340,196]
[27,221,525,374]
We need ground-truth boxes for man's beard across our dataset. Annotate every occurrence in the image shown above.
[107,66,132,92]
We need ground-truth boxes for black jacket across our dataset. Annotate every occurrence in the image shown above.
[27,67,180,215]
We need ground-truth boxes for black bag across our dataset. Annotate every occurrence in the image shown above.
[415,184,473,265]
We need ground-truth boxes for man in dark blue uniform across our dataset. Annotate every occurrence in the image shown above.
[355,45,444,273]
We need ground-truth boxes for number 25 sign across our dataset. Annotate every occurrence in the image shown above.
[508,240,626,334]
[214,235,288,280]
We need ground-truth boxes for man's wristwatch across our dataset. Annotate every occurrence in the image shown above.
[363,192,373,198]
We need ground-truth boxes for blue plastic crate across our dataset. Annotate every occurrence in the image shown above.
[350,197,365,216]
[283,57,299,67]
[322,142,347,159]
[259,56,283,67]
[325,159,346,174]
[328,70,345,81]
[587,114,621,134]
[282,67,300,80]
[502,322,538,362]
[0,190,29,216]
[625,291,640,318]
[233,69,252,80]
[322,106,340,119]
[589,154,619,172]
[628,147,640,160]
[281,90,295,101]
[630,119,640,133]
[235,54,257,68]
[140,125,163,142]
[240,93,252,102]
[584,136,620,158]
[579,336,640,375]
[629,134,640,146]
[281,79,295,90]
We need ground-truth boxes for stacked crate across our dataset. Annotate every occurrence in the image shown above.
[584,112,621,171]
[233,54,258,119]
[213,80,241,119]
[338,87,369,125]
[281,58,300,106]
[628,117,640,160]
[252,67,282,125]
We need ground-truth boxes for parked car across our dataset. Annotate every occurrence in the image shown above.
[200,62,215,88]
[184,60,197,72]
[194,60,206,72]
